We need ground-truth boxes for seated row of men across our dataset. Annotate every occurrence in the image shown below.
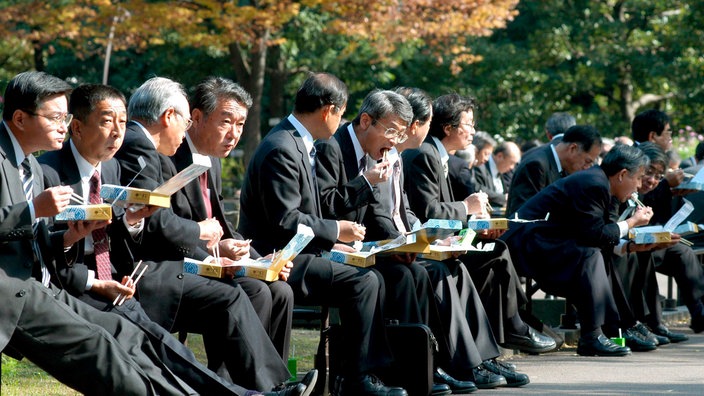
[3,69,702,396]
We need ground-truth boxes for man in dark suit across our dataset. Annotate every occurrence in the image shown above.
[39,83,304,396]
[170,76,294,360]
[386,87,529,390]
[505,125,602,217]
[113,77,304,394]
[402,93,555,354]
[502,144,654,356]
[0,71,197,395]
[238,73,407,396]
[314,90,453,395]
[472,141,521,208]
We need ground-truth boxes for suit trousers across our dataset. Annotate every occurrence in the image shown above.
[652,243,704,313]
[423,259,500,379]
[8,281,194,396]
[459,240,527,343]
[230,276,294,360]
[77,291,247,396]
[372,258,434,325]
[290,254,392,379]
[162,273,290,392]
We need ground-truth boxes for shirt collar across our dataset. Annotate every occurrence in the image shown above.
[347,123,366,165]
[431,136,450,166]
[69,139,102,180]
[550,144,563,174]
[131,120,157,149]
[288,114,315,156]
[488,154,500,178]
[3,120,28,167]
[185,132,199,155]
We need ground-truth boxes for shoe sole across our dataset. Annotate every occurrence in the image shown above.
[502,377,530,387]
[501,342,557,354]
[475,378,508,389]
[576,348,632,357]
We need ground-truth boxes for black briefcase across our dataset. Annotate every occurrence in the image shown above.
[382,321,437,396]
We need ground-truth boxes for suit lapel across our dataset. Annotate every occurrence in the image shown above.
[288,121,321,217]
[0,126,26,205]
[174,143,209,220]
[427,137,454,202]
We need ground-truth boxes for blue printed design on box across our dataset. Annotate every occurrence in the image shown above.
[183,260,199,275]
[55,207,88,221]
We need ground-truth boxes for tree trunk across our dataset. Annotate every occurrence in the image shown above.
[229,30,269,167]
[32,40,44,72]
[268,44,287,120]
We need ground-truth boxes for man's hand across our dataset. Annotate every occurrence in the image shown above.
[91,276,136,302]
[33,186,73,218]
[476,229,505,240]
[278,260,293,281]
[125,204,160,226]
[626,205,654,229]
[665,168,685,188]
[332,243,356,253]
[363,161,391,185]
[338,221,365,243]
[216,238,251,261]
[463,192,489,216]
[212,257,242,279]
[63,220,111,248]
[198,218,223,248]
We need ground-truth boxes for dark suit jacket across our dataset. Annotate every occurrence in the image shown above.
[447,155,477,201]
[501,166,621,291]
[315,123,379,224]
[238,118,338,256]
[0,123,65,351]
[169,141,260,259]
[505,144,561,217]
[401,136,467,224]
[112,121,204,329]
[472,161,507,207]
[38,144,135,298]
[113,122,202,261]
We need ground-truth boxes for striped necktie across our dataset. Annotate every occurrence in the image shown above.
[20,158,50,287]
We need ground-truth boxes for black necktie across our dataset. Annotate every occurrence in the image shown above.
[310,146,321,216]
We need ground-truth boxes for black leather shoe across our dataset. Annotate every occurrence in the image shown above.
[266,369,317,396]
[623,327,657,352]
[482,359,530,387]
[433,368,477,393]
[262,383,306,396]
[577,334,632,356]
[341,374,407,396]
[690,314,704,333]
[634,322,669,346]
[431,383,452,396]
[651,324,688,343]
[471,366,507,389]
[502,325,556,353]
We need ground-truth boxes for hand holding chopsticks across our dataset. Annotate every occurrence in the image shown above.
[113,260,148,306]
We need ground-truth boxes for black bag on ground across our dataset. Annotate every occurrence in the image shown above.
[381,321,437,396]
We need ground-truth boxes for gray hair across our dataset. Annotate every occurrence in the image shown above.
[545,112,576,136]
[473,131,497,151]
[353,89,413,127]
[128,77,188,125]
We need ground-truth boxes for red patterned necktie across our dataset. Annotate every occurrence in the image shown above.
[90,170,112,280]
[200,171,213,218]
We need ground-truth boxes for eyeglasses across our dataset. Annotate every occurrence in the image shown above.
[644,169,664,180]
[175,110,193,131]
[375,119,408,144]
[24,110,73,128]
[458,122,475,130]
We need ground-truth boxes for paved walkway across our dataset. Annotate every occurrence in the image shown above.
[457,323,704,395]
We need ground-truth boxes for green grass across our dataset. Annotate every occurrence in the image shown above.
[1,328,321,394]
